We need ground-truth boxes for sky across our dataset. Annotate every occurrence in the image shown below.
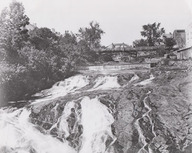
[0,0,192,46]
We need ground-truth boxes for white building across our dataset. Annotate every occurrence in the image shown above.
[186,23,192,47]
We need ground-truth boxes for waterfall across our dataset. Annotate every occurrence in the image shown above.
[90,75,120,91]
[80,96,116,153]
[31,75,90,105]
[0,108,76,153]
[0,74,119,153]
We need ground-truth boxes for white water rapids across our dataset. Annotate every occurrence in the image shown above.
[0,74,120,153]
[0,73,156,153]
[0,108,76,153]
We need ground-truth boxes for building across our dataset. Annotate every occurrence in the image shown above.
[173,30,186,48]
[186,23,192,48]
[171,24,192,60]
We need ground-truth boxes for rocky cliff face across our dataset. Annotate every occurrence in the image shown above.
[112,70,192,153]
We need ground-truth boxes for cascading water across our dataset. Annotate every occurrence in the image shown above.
[31,75,90,105]
[0,74,120,153]
[0,108,76,153]
[80,96,116,153]
[135,74,154,86]
[134,92,157,153]
[0,73,159,153]
[90,75,120,91]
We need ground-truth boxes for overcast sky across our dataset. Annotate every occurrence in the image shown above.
[0,0,192,46]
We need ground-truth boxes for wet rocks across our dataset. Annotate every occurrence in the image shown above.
[145,70,192,153]
[30,99,83,150]
[28,69,192,153]
[103,69,192,153]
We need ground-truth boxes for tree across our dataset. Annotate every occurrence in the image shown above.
[29,27,59,51]
[141,22,165,46]
[133,39,148,47]
[59,31,82,68]
[163,35,176,50]
[60,31,77,45]
[59,31,92,66]
[0,1,29,62]
[77,21,104,62]
[78,21,104,50]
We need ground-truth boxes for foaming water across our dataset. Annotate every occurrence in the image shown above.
[32,75,90,105]
[130,74,139,82]
[58,101,76,138]
[80,97,116,153]
[0,74,119,153]
[90,75,120,91]
[0,108,76,153]
[136,74,154,86]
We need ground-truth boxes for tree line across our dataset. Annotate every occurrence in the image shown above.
[0,1,104,104]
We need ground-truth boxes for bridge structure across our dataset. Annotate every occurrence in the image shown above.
[97,43,166,62]
[99,43,137,57]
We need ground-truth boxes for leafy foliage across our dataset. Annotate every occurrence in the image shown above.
[163,35,176,50]
[0,1,29,62]
[140,22,165,46]
[29,27,59,51]
[78,21,104,50]
[77,21,104,63]
[59,31,81,66]
[133,39,148,47]
[132,22,175,57]
[0,2,104,104]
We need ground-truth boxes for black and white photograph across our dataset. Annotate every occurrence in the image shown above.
[0,0,192,152]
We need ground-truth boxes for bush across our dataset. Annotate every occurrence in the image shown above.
[0,46,75,105]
